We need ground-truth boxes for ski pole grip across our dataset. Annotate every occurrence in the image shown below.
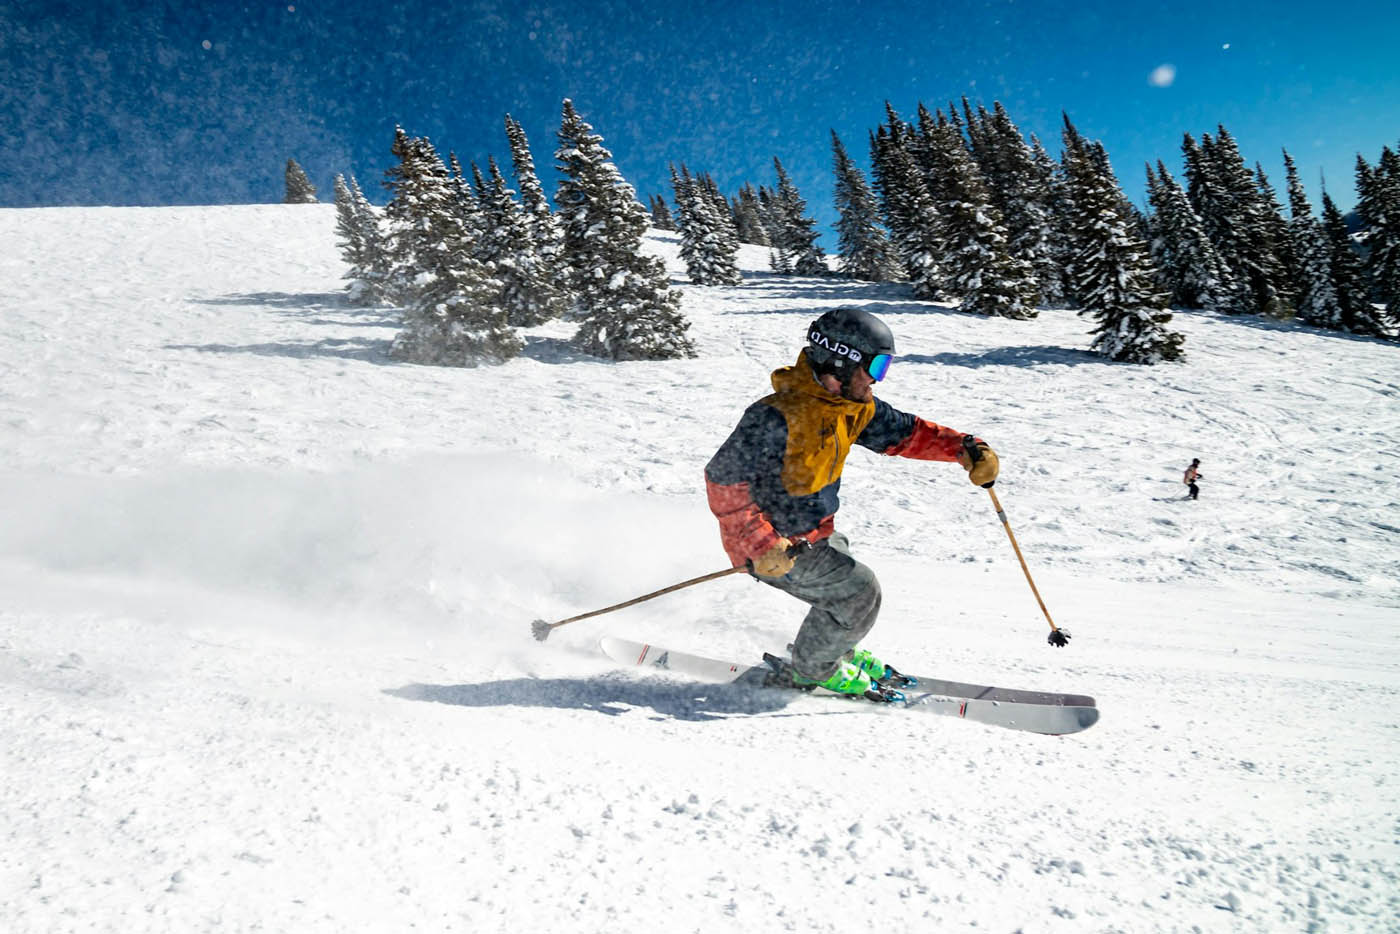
[961,433,983,464]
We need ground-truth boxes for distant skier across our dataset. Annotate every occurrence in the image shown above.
[1184,458,1202,500]
[705,308,998,697]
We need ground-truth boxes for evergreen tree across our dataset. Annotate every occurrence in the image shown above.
[870,123,948,299]
[755,185,791,272]
[770,158,828,275]
[447,153,485,247]
[1032,135,1076,305]
[284,158,317,203]
[332,174,389,304]
[504,114,570,305]
[1062,126,1183,363]
[930,119,1037,318]
[1185,128,1291,316]
[1145,161,1237,312]
[649,194,678,231]
[831,131,899,281]
[698,173,744,264]
[554,100,694,360]
[1255,162,1305,308]
[1357,149,1400,328]
[1282,150,1344,329]
[478,156,569,326]
[381,128,520,366]
[978,103,1061,306]
[671,164,743,286]
[732,185,770,246]
[349,176,390,302]
[1321,191,1385,335]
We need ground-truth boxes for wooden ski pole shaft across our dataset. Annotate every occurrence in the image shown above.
[959,434,1067,646]
[531,565,748,642]
[985,487,1065,641]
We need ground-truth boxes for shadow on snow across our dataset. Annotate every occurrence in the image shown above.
[383,673,851,722]
[905,345,1112,368]
[166,337,393,363]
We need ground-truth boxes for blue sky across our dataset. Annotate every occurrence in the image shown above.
[3,0,1397,243]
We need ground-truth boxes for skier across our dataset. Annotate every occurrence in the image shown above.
[1184,458,1202,500]
[704,307,999,697]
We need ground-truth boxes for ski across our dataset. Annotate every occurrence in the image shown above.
[599,636,1099,735]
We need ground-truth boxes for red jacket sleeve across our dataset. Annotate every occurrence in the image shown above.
[884,417,968,462]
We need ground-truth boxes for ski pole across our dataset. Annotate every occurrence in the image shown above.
[961,435,1070,647]
[531,565,747,642]
[530,542,810,642]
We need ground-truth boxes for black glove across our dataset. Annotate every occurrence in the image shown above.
[1047,629,1071,647]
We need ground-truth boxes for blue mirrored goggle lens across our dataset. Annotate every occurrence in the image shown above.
[866,353,892,381]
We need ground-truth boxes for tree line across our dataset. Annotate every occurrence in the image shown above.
[318,97,1399,367]
[330,100,693,366]
[652,99,1398,363]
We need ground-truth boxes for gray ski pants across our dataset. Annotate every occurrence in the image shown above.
[760,532,881,681]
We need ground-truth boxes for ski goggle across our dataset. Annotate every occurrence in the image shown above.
[866,353,892,382]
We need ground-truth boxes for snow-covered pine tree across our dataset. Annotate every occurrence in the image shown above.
[1357,149,1400,329]
[1282,150,1344,329]
[284,158,317,203]
[771,158,828,275]
[698,172,744,268]
[961,97,990,169]
[333,174,382,304]
[554,100,694,360]
[977,103,1062,306]
[671,164,742,286]
[649,195,678,231]
[732,185,770,246]
[928,119,1036,318]
[1062,126,1183,362]
[345,175,389,303]
[1032,135,1076,306]
[503,113,570,307]
[332,174,363,271]
[756,185,792,272]
[831,131,899,282]
[1321,191,1386,336]
[870,123,948,299]
[381,128,520,366]
[447,152,484,238]
[1255,162,1305,310]
[1145,161,1237,313]
[479,156,569,326]
[1186,128,1291,317]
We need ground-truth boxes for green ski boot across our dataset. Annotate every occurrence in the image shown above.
[792,660,874,696]
[849,647,916,688]
[849,648,887,680]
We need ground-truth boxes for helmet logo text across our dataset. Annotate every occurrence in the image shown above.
[809,329,863,363]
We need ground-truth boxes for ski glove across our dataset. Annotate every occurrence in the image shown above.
[957,438,1000,488]
[750,537,798,578]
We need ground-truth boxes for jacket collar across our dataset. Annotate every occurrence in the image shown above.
[771,351,874,414]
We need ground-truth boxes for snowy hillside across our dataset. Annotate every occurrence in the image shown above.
[2,204,1398,932]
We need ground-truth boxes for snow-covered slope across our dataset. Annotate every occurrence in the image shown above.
[1,204,1397,932]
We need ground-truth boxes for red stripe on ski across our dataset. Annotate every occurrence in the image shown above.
[634,644,650,665]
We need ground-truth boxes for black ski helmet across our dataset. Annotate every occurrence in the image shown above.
[806,308,895,382]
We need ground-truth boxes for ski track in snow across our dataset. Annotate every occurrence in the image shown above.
[1,205,1398,932]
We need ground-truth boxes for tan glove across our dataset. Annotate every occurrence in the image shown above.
[957,439,1000,488]
[750,537,797,578]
